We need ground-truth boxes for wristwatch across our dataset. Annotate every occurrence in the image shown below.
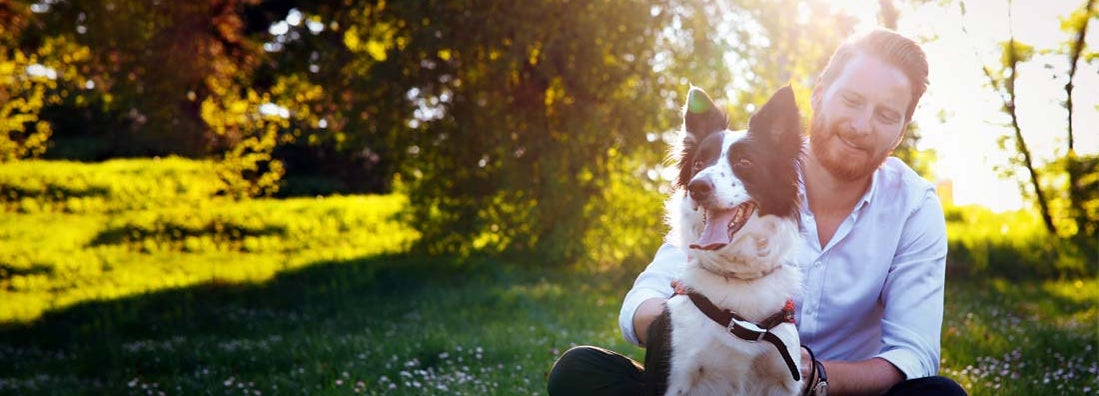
[812,360,828,396]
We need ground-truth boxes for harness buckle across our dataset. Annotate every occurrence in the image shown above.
[727,316,767,342]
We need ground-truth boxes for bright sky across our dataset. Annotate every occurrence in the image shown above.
[830,0,1099,212]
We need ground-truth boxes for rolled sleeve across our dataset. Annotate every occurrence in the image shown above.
[619,243,684,346]
[878,190,947,378]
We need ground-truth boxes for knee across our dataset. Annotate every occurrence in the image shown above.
[547,346,599,390]
[926,376,967,396]
[888,375,967,396]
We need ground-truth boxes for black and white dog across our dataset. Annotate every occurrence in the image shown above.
[644,86,805,395]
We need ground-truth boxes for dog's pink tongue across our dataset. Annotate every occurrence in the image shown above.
[690,209,737,250]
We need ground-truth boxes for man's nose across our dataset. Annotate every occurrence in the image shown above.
[849,109,873,136]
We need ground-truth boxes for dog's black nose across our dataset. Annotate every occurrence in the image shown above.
[688,179,714,201]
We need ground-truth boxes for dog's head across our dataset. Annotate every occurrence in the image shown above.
[673,86,803,257]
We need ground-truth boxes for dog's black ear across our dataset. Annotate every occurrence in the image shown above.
[683,86,727,142]
[677,87,727,188]
[748,85,801,149]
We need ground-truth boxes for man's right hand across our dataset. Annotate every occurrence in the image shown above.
[633,297,667,347]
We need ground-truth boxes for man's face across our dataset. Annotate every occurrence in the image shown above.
[810,53,912,182]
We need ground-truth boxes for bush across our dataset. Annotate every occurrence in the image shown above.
[944,204,1092,280]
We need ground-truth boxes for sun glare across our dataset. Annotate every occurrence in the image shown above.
[821,0,1098,212]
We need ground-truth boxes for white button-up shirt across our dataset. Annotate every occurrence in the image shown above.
[619,157,947,379]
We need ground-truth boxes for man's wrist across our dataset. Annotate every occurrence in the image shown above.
[811,359,829,396]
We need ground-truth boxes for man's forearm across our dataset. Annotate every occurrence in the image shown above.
[632,297,666,347]
[821,357,904,395]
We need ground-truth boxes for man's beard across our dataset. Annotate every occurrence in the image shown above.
[808,115,892,182]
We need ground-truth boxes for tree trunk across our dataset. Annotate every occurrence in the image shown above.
[1002,40,1056,234]
[961,0,1057,234]
[1064,0,1094,238]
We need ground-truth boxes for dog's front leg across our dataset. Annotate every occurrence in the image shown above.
[772,323,804,396]
[643,309,673,396]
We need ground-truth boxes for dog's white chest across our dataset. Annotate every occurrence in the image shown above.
[664,295,802,396]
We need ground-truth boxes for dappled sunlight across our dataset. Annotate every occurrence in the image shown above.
[942,278,1098,394]
[0,1,1095,394]
[0,158,418,323]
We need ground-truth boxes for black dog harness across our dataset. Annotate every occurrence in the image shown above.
[686,291,801,381]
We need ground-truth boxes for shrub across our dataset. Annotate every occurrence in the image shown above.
[944,204,1091,280]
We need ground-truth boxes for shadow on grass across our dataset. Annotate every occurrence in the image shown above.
[0,253,630,394]
[1,254,460,344]
[0,254,482,376]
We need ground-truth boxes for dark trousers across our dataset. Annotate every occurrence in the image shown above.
[547,346,968,396]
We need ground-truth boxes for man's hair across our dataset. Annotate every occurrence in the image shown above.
[817,28,929,122]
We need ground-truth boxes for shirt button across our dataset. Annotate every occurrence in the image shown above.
[814,261,822,267]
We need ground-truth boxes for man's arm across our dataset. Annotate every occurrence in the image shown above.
[875,189,948,378]
[632,298,666,346]
[822,358,904,395]
[800,350,904,396]
[619,243,684,346]
[800,188,947,394]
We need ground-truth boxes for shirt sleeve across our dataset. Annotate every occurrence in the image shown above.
[619,242,685,346]
[876,189,947,379]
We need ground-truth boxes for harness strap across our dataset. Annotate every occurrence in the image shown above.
[686,291,800,381]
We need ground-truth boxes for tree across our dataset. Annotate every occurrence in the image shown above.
[21,0,269,157]
[959,0,1098,247]
[0,2,90,161]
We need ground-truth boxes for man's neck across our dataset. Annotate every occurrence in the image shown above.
[804,153,873,218]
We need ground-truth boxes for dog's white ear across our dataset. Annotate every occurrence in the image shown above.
[683,86,727,142]
[748,85,801,147]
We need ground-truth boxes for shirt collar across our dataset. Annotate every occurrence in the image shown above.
[854,166,881,213]
[796,163,880,215]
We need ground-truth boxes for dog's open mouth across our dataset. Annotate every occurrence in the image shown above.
[690,201,757,251]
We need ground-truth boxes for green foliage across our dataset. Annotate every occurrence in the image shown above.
[1,0,943,263]
[965,0,1097,240]
[22,0,264,156]
[580,152,668,271]
[0,36,90,161]
[388,0,679,263]
[203,74,328,198]
[943,204,1092,280]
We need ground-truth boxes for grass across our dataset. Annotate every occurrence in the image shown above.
[0,158,1096,395]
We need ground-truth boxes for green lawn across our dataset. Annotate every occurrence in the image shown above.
[0,159,1095,395]
[1,254,1095,395]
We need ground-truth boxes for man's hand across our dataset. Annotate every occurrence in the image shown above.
[633,297,667,347]
[800,346,816,394]
[797,350,905,396]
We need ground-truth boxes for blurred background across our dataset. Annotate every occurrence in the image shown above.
[0,0,1095,394]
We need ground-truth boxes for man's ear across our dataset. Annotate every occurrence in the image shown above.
[683,86,727,143]
[748,85,801,149]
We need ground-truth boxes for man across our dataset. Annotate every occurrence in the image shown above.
[547,28,967,395]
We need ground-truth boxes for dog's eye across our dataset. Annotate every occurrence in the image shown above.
[693,160,704,171]
[734,159,753,168]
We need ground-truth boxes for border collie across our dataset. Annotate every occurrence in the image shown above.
[644,86,805,395]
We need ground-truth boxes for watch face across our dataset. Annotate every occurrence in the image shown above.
[814,382,828,396]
